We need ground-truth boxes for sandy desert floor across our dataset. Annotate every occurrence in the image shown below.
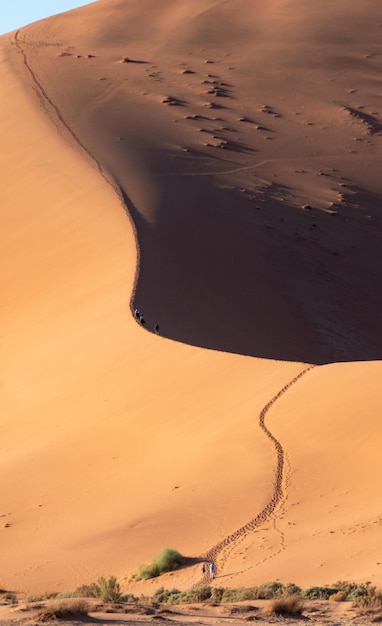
[2,597,382,626]
[1,0,382,598]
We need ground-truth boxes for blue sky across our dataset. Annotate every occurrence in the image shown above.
[0,1,89,35]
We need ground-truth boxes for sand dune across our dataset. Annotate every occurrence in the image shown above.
[1,0,382,594]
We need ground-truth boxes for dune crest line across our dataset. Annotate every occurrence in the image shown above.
[12,28,142,318]
[195,365,315,587]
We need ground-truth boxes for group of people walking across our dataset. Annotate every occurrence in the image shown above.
[134,308,159,335]
[201,562,216,580]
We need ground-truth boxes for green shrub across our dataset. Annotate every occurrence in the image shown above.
[303,585,338,600]
[73,583,100,598]
[120,593,138,602]
[152,587,181,603]
[114,580,382,611]
[154,548,187,572]
[220,583,301,602]
[257,581,285,599]
[136,548,187,580]
[176,591,195,604]
[347,586,369,600]
[145,581,353,608]
[220,588,240,603]
[136,563,161,580]
[333,580,368,601]
[211,587,225,603]
[266,595,304,615]
[97,576,121,602]
[150,586,212,605]
[353,585,382,608]
[237,587,259,601]
[193,586,212,602]
[284,582,302,596]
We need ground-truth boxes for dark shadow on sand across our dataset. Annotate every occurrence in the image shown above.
[120,170,382,365]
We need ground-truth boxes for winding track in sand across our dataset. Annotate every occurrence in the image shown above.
[12,27,316,587]
[195,365,315,587]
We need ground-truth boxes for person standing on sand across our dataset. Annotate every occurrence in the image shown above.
[201,563,206,575]
[134,308,140,320]
[155,323,160,335]
[209,562,215,580]
[140,315,146,327]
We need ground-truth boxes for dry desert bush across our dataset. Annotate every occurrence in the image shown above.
[37,598,89,621]
[330,590,348,602]
[353,585,382,609]
[71,576,122,602]
[265,594,305,616]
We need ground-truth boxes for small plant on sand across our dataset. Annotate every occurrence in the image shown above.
[284,582,302,596]
[152,587,181,603]
[333,580,369,601]
[257,581,285,599]
[57,591,75,599]
[151,586,212,604]
[353,585,382,609]
[145,581,382,610]
[147,583,305,606]
[136,563,161,580]
[26,595,44,603]
[154,548,187,572]
[71,577,121,602]
[223,587,258,602]
[97,576,121,602]
[136,548,187,580]
[38,599,89,621]
[2,592,18,605]
[211,587,225,603]
[330,590,348,602]
[266,594,304,616]
[303,585,338,600]
[73,583,100,598]
[193,586,212,602]
[220,588,241,602]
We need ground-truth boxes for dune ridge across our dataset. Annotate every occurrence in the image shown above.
[1,0,382,594]
[12,26,142,319]
[10,0,382,363]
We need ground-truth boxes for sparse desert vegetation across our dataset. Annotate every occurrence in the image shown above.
[136,548,188,580]
[266,594,305,616]
[19,578,381,607]
[353,584,382,609]
[96,575,122,602]
[0,589,17,605]
[37,599,89,621]
[3,579,382,625]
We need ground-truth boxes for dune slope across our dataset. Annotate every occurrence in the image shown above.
[10,0,382,363]
[1,0,382,594]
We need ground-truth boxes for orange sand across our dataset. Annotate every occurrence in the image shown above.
[1,0,382,594]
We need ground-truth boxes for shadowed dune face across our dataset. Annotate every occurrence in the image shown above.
[10,0,382,363]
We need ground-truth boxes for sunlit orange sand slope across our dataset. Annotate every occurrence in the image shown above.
[1,0,382,593]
